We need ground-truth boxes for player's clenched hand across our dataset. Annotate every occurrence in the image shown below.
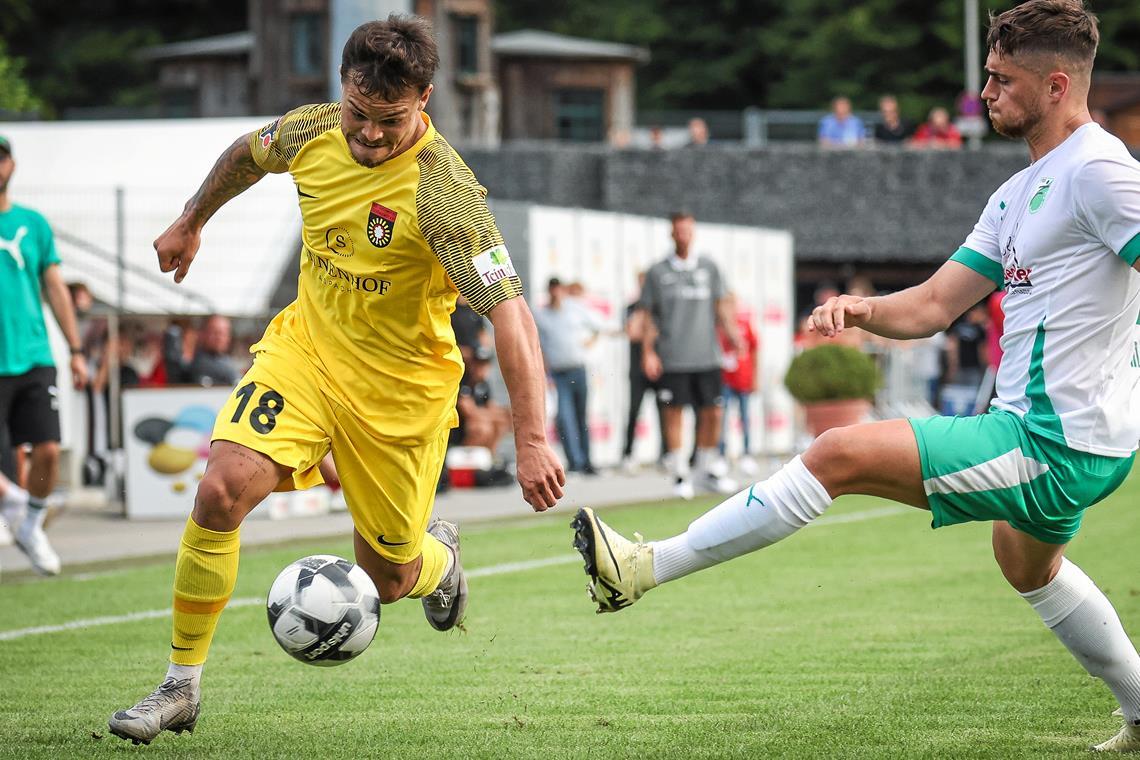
[153,216,203,284]
[515,441,565,512]
[808,295,873,338]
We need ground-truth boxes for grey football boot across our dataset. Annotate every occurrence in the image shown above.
[421,518,468,631]
[108,677,200,745]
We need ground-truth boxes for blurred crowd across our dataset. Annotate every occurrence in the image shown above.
[60,254,1006,501]
[63,283,254,487]
[796,275,1003,418]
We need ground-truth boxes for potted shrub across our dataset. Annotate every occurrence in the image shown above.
[783,344,882,436]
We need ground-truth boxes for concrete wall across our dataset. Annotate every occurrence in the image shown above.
[461,143,1039,264]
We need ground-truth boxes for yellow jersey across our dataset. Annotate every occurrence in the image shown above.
[247,103,522,441]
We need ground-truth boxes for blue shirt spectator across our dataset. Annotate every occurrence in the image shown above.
[818,96,866,147]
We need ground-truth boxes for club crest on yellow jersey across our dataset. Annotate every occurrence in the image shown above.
[367,202,397,248]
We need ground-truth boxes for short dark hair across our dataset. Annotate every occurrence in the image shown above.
[669,211,694,223]
[340,14,439,101]
[986,0,1099,73]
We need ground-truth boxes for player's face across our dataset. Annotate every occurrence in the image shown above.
[671,216,695,254]
[981,50,1048,139]
[0,153,13,194]
[339,78,432,168]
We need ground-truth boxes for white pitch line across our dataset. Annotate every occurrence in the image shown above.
[0,598,264,642]
[0,504,910,642]
[468,555,579,578]
[810,505,913,526]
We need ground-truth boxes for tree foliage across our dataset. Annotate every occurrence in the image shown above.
[497,0,1140,121]
[0,39,42,115]
[1,0,245,117]
[0,0,1135,120]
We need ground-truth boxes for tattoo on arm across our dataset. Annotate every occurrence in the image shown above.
[184,136,267,227]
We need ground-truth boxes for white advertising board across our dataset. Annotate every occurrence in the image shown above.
[123,387,231,519]
[517,205,794,467]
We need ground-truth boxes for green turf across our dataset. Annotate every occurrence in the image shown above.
[2,471,1139,759]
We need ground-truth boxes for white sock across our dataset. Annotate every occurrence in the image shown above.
[695,448,717,471]
[651,455,833,584]
[165,662,203,689]
[24,497,47,530]
[664,451,689,481]
[1020,558,1140,724]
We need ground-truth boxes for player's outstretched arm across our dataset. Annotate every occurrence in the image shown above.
[810,261,996,341]
[155,135,267,283]
[488,297,566,512]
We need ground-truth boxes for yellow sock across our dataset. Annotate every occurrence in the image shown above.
[407,532,450,598]
[170,517,240,666]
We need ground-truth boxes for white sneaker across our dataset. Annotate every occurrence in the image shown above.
[14,520,61,576]
[672,477,695,500]
[697,470,738,495]
[738,456,760,478]
[620,457,640,476]
[1093,721,1140,752]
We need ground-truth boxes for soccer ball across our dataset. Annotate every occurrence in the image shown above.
[266,555,380,666]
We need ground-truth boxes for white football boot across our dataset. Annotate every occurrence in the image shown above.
[571,507,657,613]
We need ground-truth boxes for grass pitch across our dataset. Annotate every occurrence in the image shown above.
[1,470,1138,759]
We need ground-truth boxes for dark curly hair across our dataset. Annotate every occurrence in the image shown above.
[340,14,439,101]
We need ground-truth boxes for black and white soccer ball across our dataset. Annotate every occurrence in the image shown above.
[266,555,380,666]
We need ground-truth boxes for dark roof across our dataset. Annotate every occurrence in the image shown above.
[1089,73,1140,113]
[141,32,254,61]
[492,30,649,64]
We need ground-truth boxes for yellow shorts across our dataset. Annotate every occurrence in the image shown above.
[211,345,448,564]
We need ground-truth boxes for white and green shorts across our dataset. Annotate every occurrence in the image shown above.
[908,409,1135,544]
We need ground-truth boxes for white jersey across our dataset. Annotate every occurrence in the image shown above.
[953,123,1140,457]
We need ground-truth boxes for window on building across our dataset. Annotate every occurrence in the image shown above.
[161,88,197,118]
[291,13,323,77]
[553,89,605,141]
[454,15,479,75]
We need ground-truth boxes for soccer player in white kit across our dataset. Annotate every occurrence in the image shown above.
[572,1,1140,751]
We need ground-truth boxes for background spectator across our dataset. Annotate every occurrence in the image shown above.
[164,314,238,387]
[911,107,963,150]
[639,212,739,498]
[533,277,603,475]
[0,133,87,575]
[621,271,663,474]
[873,95,913,143]
[451,293,490,365]
[717,292,760,476]
[451,346,513,457]
[940,303,989,415]
[818,96,865,148]
[67,281,94,315]
[687,117,710,146]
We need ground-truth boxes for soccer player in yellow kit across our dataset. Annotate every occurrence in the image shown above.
[109,16,564,745]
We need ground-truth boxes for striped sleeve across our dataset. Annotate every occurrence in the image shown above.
[950,246,1003,289]
[248,103,341,174]
[957,185,1005,289]
[415,136,523,315]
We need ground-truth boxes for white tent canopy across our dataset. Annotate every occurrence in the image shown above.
[0,117,301,316]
